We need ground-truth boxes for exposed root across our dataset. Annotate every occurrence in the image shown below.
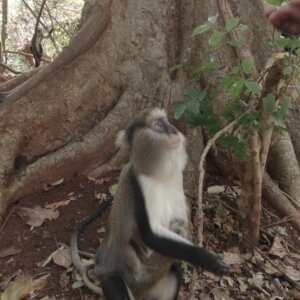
[263,173,300,233]
[0,99,131,218]
[0,67,40,92]
[2,0,112,103]
[268,132,300,207]
[83,148,128,180]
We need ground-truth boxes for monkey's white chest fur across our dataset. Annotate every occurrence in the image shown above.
[138,173,188,233]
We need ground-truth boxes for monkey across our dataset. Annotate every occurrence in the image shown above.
[71,108,230,299]
[30,27,53,67]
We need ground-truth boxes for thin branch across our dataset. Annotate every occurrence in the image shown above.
[188,109,252,300]
[21,0,47,30]
[5,50,52,63]
[33,0,47,40]
[44,2,71,37]
[0,63,21,74]
[0,207,15,233]
[197,108,253,238]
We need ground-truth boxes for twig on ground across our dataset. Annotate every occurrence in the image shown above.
[0,207,15,233]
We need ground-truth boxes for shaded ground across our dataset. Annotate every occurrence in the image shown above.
[0,172,300,299]
[0,173,116,300]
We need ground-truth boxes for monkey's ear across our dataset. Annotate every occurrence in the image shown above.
[116,130,130,149]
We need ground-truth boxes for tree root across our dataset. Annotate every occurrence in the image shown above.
[0,99,131,219]
[263,173,300,233]
[0,68,40,92]
[268,132,300,207]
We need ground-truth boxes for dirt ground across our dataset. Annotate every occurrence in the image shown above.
[0,172,300,300]
[0,173,116,300]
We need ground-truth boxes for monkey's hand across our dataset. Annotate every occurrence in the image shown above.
[268,0,300,35]
[197,250,231,276]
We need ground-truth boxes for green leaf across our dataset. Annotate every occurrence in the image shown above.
[223,102,244,120]
[109,184,118,196]
[272,111,285,128]
[209,31,225,48]
[241,58,253,75]
[238,24,249,31]
[276,37,290,48]
[228,37,246,48]
[225,18,240,32]
[172,101,188,119]
[267,0,284,5]
[231,66,241,75]
[279,98,290,116]
[208,15,219,24]
[192,15,218,37]
[185,86,199,99]
[218,136,247,160]
[221,76,246,99]
[192,23,213,36]
[198,59,220,76]
[283,65,293,75]
[238,110,260,127]
[263,93,276,113]
[245,81,261,95]
[234,142,247,160]
[218,135,240,149]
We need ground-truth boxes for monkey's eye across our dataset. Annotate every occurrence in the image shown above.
[151,119,165,132]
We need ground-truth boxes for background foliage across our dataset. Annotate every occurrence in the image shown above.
[0,0,84,72]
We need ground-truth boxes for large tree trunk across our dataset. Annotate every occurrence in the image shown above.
[0,0,299,234]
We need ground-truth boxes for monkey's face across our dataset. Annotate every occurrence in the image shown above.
[149,117,182,150]
[118,108,187,177]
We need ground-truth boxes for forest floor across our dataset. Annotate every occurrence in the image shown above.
[0,171,300,300]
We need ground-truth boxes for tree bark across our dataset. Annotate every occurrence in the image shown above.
[0,0,299,240]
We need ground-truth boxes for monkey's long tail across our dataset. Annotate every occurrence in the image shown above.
[70,197,113,274]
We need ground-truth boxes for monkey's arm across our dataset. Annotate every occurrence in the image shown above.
[129,169,230,276]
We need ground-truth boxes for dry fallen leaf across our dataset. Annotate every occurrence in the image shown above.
[262,261,279,275]
[53,247,72,269]
[0,270,23,290]
[32,273,51,290]
[37,245,64,268]
[269,235,286,258]
[94,192,107,201]
[223,251,244,265]
[248,272,265,289]
[211,287,233,300]
[45,199,71,209]
[0,247,21,258]
[279,265,300,282]
[43,178,64,191]
[207,185,225,194]
[0,275,32,300]
[16,206,59,227]
[237,277,249,293]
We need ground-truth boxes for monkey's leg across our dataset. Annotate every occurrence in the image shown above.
[145,263,182,300]
[100,272,134,300]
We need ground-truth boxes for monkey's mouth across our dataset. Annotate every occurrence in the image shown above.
[168,133,181,149]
